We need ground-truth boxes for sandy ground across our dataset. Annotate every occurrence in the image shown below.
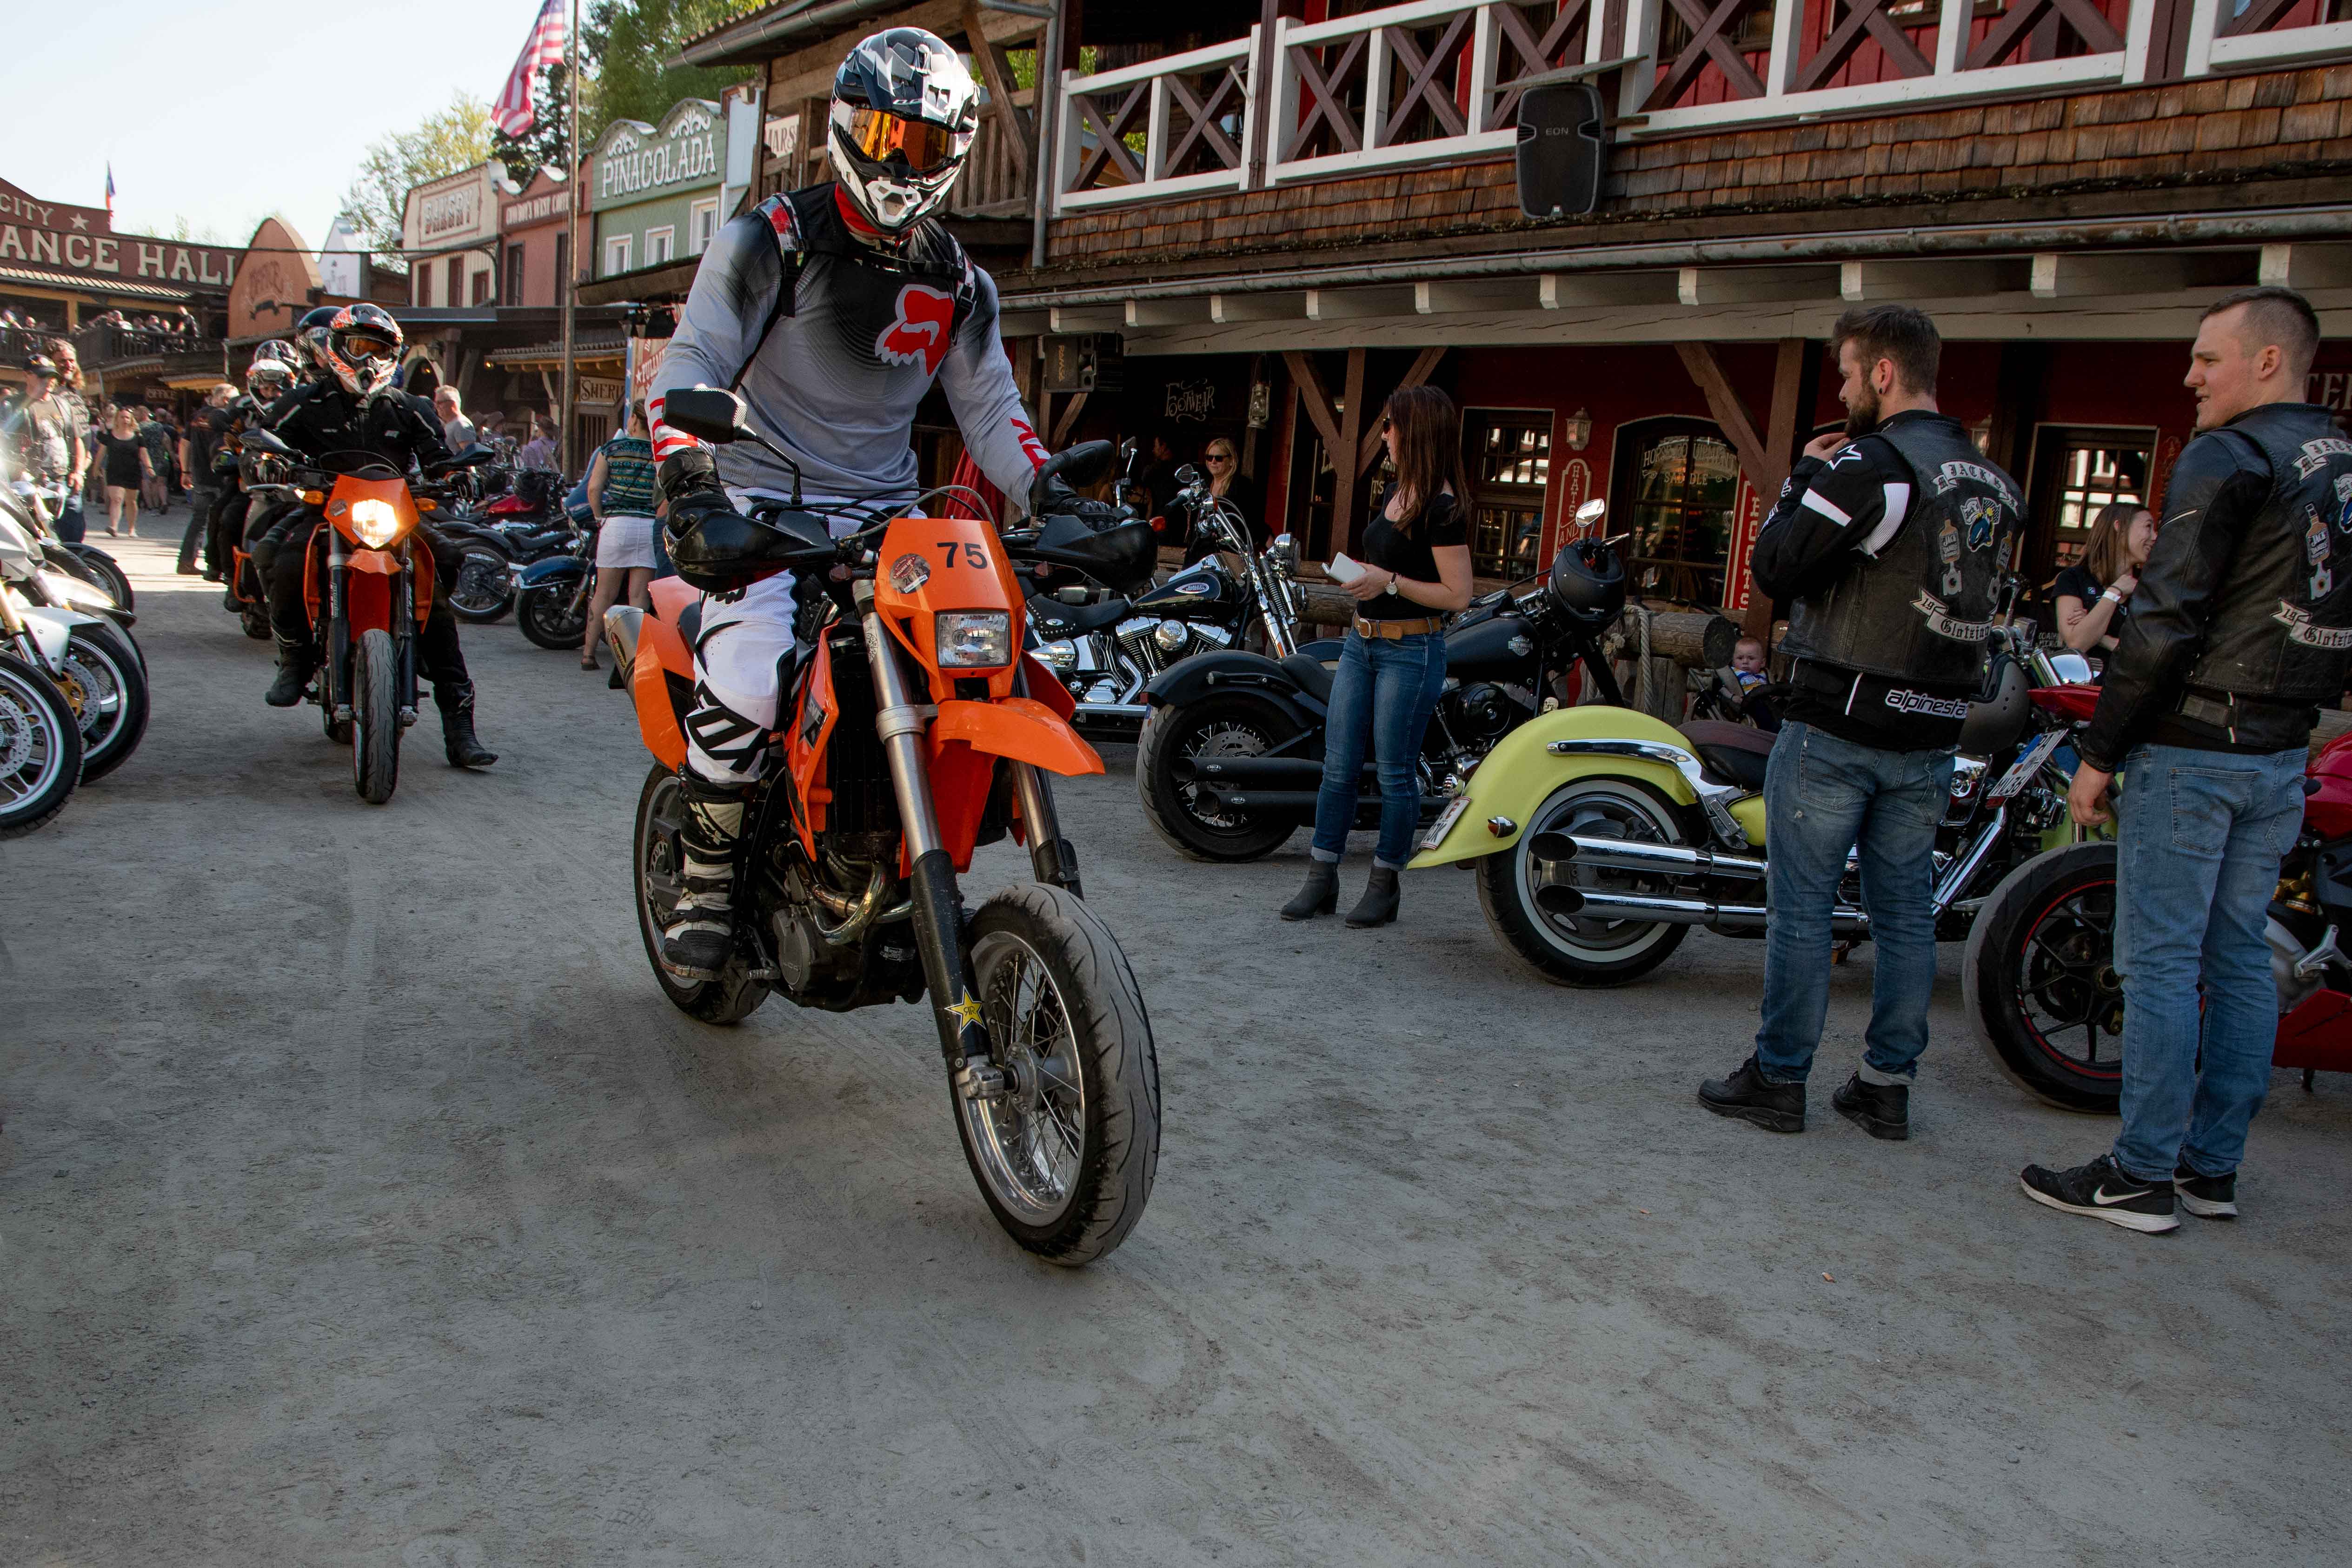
[5,530,2349,1567]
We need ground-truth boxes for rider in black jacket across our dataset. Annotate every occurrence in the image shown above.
[253,305,495,767]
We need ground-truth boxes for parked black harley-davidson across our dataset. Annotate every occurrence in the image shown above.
[1136,500,1625,861]
[1028,467,1302,740]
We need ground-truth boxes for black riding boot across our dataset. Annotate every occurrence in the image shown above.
[265,636,315,707]
[434,683,498,768]
[662,772,750,978]
[1345,865,1402,928]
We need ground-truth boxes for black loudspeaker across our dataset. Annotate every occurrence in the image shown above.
[1515,82,1607,219]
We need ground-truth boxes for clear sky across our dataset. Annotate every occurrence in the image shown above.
[3,0,565,253]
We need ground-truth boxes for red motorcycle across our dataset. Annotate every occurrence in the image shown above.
[1965,689,2352,1111]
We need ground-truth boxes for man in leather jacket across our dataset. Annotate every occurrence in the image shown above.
[645,27,1106,978]
[1698,304,2022,1142]
[252,306,496,768]
[2024,286,2352,1233]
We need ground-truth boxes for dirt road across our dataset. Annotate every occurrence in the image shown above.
[7,536,2349,1565]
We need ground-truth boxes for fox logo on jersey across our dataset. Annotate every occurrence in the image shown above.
[876,284,957,375]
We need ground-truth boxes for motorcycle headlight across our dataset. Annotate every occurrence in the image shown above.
[347,497,403,548]
[936,611,1012,668]
[1034,638,1078,671]
[37,568,115,612]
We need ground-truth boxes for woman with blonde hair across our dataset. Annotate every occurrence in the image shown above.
[580,401,659,671]
[93,405,151,538]
[2052,500,2158,655]
[1280,384,1473,928]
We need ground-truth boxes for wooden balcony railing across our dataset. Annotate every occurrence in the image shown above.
[1049,0,2352,212]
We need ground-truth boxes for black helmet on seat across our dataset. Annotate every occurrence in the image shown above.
[1548,537,1626,632]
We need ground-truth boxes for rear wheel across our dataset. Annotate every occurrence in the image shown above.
[1477,775,1690,987]
[1135,694,1298,862]
[633,764,768,1024]
[1963,842,2125,1114]
[448,546,514,623]
[0,652,81,838]
[516,579,589,650]
[351,627,400,804]
[60,623,149,783]
[955,884,1159,1266]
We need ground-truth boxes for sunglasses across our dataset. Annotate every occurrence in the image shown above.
[1206,452,1233,462]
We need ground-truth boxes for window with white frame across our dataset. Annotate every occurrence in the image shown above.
[644,226,676,266]
[603,234,631,277]
[688,200,718,255]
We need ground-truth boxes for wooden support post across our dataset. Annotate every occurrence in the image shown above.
[1050,389,1090,448]
[1331,349,1367,556]
[1355,344,1447,474]
[1674,342,1772,496]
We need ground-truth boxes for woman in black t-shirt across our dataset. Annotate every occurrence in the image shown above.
[1280,385,1473,928]
[2053,500,2156,655]
[93,407,151,538]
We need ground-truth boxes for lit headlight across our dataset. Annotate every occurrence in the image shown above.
[347,497,403,548]
[936,611,1012,668]
[37,569,116,612]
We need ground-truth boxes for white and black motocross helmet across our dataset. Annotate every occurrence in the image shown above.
[247,340,300,402]
[827,28,980,235]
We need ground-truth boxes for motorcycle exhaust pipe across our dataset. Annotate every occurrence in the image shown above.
[1534,881,1869,934]
[1528,830,1766,882]
[1174,754,1335,786]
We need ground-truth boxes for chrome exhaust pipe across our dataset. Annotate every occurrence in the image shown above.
[1529,830,1765,881]
[1535,881,1869,934]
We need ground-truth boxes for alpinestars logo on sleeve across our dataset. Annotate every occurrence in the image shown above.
[876,284,957,375]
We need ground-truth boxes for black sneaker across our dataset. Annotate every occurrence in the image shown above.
[2019,1153,2179,1234]
[1698,1056,1805,1133]
[1832,1074,1909,1141]
[2173,1163,2238,1221]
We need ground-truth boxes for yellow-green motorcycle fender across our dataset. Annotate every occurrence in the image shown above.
[1411,705,1716,869]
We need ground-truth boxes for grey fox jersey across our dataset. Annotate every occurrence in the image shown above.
[649,184,1044,512]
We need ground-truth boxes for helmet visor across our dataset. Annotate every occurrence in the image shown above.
[338,330,398,364]
[846,106,960,176]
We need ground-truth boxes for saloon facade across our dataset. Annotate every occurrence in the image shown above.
[678,0,2352,622]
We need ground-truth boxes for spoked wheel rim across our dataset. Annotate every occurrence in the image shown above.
[59,640,126,756]
[1177,715,1272,833]
[2012,876,2125,1082]
[1521,781,1683,958]
[0,668,69,806]
[637,773,691,948]
[959,928,1088,1227]
[451,551,511,615]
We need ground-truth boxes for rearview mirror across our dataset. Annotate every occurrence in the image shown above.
[1575,499,1606,525]
[240,428,295,458]
[1034,439,1114,494]
[658,386,749,444]
[1172,464,1202,489]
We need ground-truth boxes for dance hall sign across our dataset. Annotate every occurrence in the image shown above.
[0,176,239,288]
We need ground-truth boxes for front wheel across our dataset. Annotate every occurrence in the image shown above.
[956,884,1160,1266]
[1135,694,1299,863]
[632,764,769,1023]
[516,578,589,650]
[1963,842,2125,1114]
[447,546,515,623]
[1475,775,1691,987]
[61,622,150,783]
[351,627,400,804]
[0,652,82,838]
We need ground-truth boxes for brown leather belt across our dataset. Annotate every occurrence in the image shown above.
[1353,615,1445,639]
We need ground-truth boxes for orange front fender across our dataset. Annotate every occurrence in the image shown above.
[630,610,691,771]
[934,697,1103,777]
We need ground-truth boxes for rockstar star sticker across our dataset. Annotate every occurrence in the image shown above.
[944,991,983,1031]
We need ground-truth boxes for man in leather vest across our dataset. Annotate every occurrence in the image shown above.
[1699,305,2021,1140]
[2023,286,2352,1233]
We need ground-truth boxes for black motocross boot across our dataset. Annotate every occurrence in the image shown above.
[661,773,750,979]
[265,637,315,707]
[434,684,498,768]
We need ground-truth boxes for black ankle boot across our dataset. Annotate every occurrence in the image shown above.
[1698,1056,1806,1133]
[434,684,498,768]
[265,639,314,707]
[1281,859,1339,921]
[1345,866,1401,928]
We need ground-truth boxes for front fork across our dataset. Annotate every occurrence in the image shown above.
[858,589,1001,1097]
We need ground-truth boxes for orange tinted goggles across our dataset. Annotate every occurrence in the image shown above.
[846,106,961,175]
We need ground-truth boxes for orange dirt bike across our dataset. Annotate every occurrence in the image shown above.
[607,390,1163,1264]
[240,430,486,804]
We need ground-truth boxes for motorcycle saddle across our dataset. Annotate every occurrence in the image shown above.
[1031,596,1129,637]
[1678,719,1774,794]
[1282,652,1335,704]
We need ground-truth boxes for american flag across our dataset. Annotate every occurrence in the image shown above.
[492,0,569,139]
[104,163,115,217]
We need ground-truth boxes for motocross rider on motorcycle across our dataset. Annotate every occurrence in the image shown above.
[253,303,497,768]
[205,340,303,586]
[648,27,1107,977]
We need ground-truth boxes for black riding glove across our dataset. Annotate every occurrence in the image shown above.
[658,445,742,545]
[1037,473,1126,532]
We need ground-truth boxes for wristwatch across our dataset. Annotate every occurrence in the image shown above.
[1384,572,1399,597]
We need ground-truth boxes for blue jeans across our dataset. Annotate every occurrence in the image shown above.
[55,492,85,544]
[2111,744,2305,1181]
[1754,721,1954,1085]
[1310,628,1447,868]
